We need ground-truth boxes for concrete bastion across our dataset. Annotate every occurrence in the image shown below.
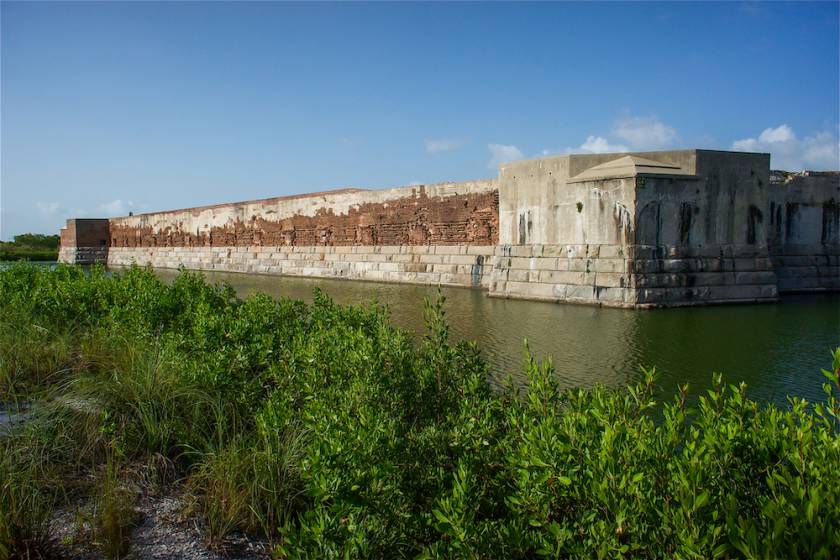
[59,149,839,308]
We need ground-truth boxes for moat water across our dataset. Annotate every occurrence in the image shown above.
[151,268,840,407]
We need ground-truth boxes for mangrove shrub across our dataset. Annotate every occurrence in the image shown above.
[0,263,838,559]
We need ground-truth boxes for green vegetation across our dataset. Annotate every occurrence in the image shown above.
[0,233,60,261]
[1,263,839,559]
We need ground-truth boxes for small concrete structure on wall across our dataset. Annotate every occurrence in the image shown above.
[59,149,839,308]
[58,218,110,264]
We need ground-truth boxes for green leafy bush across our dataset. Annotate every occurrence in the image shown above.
[0,263,838,559]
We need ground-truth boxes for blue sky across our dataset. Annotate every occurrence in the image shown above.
[2,1,838,239]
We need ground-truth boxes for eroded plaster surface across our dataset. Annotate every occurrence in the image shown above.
[107,181,499,248]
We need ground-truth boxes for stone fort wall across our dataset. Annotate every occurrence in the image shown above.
[62,180,500,289]
[768,171,840,292]
[59,150,839,308]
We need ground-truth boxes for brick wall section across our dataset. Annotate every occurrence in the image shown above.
[58,219,110,264]
[108,182,499,249]
[59,219,110,249]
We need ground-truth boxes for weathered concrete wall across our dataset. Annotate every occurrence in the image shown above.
[497,151,698,247]
[768,171,840,292]
[57,150,838,307]
[90,179,498,289]
[630,151,778,306]
[489,150,781,306]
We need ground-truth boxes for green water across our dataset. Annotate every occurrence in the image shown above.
[152,269,838,405]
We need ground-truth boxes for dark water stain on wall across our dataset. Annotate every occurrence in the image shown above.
[679,203,693,245]
[769,202,783,245]
[636,202,662,246]
[785,202,799,242]
[704,173,719,243]
[747,205,764,245]
[470,255,485,287]
[822,199,839,244]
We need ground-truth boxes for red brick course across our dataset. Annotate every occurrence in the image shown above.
[108,189,499,248]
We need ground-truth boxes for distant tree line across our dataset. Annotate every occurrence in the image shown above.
[0,233,60,261]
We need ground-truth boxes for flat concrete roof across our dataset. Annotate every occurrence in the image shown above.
[568,154,697,183]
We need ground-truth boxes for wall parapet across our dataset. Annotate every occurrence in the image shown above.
[108,180,499,249]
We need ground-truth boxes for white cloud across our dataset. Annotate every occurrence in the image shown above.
[548,135,629,156]
[425,138,463,154]
[97,199,136,216]
[576,136,629,154]
[612,116,677,150]
[554,114,677,156]
[756,124,794,143]
[35,201,60,217]
[732,124,840,170]
[487,144,524,168]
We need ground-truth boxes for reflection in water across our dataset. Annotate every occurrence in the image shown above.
[152,268,840,406]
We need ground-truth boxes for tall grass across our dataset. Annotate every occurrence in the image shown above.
[0,309,73,397]
[0,445,57,559]
[92,451,137,560]
[0,262,838,559]
[190,414,309,546]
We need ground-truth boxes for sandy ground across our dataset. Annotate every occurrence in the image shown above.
[49,490,270,559]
